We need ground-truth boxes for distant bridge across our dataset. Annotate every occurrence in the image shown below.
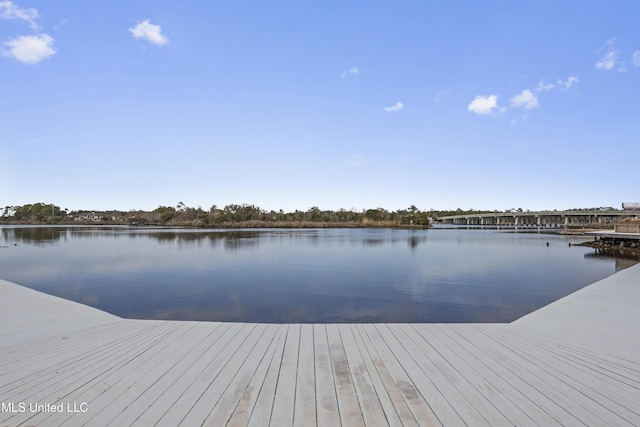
[437,210,639,227]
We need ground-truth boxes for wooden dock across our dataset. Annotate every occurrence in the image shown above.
[1,264,639,426]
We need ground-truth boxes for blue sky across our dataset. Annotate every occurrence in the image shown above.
[1,1,638,212]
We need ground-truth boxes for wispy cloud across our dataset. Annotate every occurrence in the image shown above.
[2,33,55,64]
[129,20,168,46]
[434,90,448,102]
[341,66,359,78]
[633,51,640,67]
[0,0,39,30]
[511,89,538,110]
[534,81,554,92]
[596,38,624,71]
[383,101,404,112]
[473,74,577,119]
[557,76,579,89]
[510,114,531,125]
[467,95,501,116]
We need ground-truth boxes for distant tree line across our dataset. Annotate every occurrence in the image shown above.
[2,203,624,228]
[2,202,433,228]
[2,203,66,223]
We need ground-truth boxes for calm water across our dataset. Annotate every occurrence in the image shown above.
[0,226,636,323]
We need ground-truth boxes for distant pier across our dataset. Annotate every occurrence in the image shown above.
[1,263,640,426]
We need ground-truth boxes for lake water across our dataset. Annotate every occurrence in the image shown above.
[0,226,636,323]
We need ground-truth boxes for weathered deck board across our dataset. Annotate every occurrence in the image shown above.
[228,325,285,427]
[1,263,639,426]
[359,324,443,426]
[466,325,633,426]
[247,325,287,427]
[411,324,538,426]
[292,324,316,427]
[200,324,281,427]
[389,324,512,426]
[326,324,365,426]
[337,325,390,427]
[268,323,301,427]
[483,326,640,424]
[313,323,341,426]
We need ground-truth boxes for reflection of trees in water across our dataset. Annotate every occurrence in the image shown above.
[362,238,385,247]
[128,230,263,251]
[2,226,267,250]
[222,232,261,251]
[408,236,427,249]
[150,232,179,242]
[585,249,640,270]
[360,235,428,249]
[3,226,428,254]
[2,227,67,245]
[149,230,263,250]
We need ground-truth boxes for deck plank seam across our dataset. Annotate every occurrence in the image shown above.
[494,325,640,389]
[327,324,365,426]
[313,324,341,427]
[1,321,179,401]
[337,324,391,427]
[246,325,287,427]
[254,324,297,427]
[230,326,286,427]
[378,324,477,426]
[503,326,640,374]
[173,323,266,426]
[105,322,228,426]
[415,324,542,427]
[137,323,251,426]
[351,324,417,427]
[470,325,631,426]
[445,325,569,426]
[365,324,443,426]
[34,323,204,427]
[3,321,185,427]
[399,324,514,426]
[201,324,282,427]
[480,326,640,421]
[75,322,215,426]
[466,324,609,425]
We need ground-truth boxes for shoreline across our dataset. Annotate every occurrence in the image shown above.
[577,237,640,259]
[0,221,429,230]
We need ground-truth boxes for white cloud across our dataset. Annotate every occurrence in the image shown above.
[511,89,539,110]
[467,95,500,116]
[383,101,403,112]
[558,76,579,89]
[129,20,168,46]
[534,81,554,92]
[633,51,640,67]
[596,38,624,71]
[2,33,55,64]
[596,50,616,70]
[0,0,39,30]
[341,67,359,78]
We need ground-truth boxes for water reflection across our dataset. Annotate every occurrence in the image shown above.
[0,226,636,323]
[2,226,430,252]
[584,249,640,270]
[408,235,427,249]
[2,226,68,245]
